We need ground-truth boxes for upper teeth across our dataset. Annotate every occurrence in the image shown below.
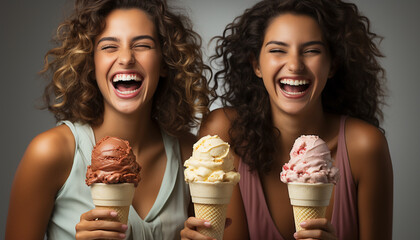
[280,79,309,86]
[113,74,142,82]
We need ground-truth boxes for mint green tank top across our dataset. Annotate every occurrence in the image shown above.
[47,121,190,239]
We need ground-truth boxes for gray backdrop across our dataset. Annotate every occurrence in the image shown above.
[1,0,418,239]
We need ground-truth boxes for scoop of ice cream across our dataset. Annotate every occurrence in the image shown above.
[86,136,141,186]
[280,135,339,184]
[184,135,240,183]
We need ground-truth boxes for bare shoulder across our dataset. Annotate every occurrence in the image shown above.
[6,124,76,239]
[27,124,75,164]
[178,131,197,163]
[20,124,75,187]
[345,117,389,157]
[345,117,392,183]
[344,119,393,239]
[199,107,237,142]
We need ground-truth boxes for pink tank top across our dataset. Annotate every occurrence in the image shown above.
[238,116,359,240]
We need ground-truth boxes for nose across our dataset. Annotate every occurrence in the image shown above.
[118,48,135,66]
[286,53,304,73]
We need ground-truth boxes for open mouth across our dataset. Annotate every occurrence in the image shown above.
[112,73,143,95]
[279,79,310,95]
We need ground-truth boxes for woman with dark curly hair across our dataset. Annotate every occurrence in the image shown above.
[6,0,211,239]
[181,0,393,240]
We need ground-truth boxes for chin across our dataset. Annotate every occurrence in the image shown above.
[272,100,312,116]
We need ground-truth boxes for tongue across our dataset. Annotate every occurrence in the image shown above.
[282,84,308,93]
[115,81,141,92]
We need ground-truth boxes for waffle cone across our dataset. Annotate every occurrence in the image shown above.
[194,203,227,240]
[188,182,236,240]
[286,182,333,231]
[90,183,135,224]
[292,205,327,231]
[95,205,130,224]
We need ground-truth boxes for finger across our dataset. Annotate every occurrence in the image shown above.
[225,218,232,229]
[75,219,128,240]
[76,219,128,232]
[295,218,337,240]
[181,217,215,240]
[300,218,336,234]
[180,228,214,240]
[294,229,337,240]
[80,208,119,221]
[75,229,127,240]
[184,217,211,229]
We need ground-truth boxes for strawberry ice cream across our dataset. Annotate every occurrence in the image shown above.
[280,135,339,184]
[280,135,339,231]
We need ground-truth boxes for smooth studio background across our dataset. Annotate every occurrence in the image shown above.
[1,0,418,238]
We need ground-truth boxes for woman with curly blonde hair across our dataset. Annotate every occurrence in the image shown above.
[182,0,392,239]
[6,0,211,239]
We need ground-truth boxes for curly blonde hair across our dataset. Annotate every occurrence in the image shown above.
[42,0,211,136]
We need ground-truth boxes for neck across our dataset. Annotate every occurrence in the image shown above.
[92,103,157,152]
[271,101,328,154]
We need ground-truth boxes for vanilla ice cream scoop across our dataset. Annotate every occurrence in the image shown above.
[184,135,240,183]
[280,135,339,184]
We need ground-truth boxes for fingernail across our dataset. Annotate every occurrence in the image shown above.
[204,221,211,227]
[110,211,118,217]
[121,224,128,230]
[293,232,298,238]
[300,221,307,227]
[119,233,126,239]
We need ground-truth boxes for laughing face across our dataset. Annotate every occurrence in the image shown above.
[94,8,163,115]
[253,13,333,116]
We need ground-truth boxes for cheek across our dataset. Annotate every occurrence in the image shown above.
[95,55,118,84]
[310,58,331,80]
[139,53,162,76]
[261,75,277,97]
[94,53,108,77]
[319,65,332,82]
[258,58,278,79]
[93,55,115,94]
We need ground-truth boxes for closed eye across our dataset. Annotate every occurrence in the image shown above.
[269,49,287,53]
[303,49,321,55]
[100,45,117,51]
[133,44,152,50]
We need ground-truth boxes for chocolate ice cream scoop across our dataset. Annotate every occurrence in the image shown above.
[86,136,141,186]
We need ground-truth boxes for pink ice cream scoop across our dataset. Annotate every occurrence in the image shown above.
[280,135,339,184]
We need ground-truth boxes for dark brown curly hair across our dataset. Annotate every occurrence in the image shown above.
[210,0,386,173]
[41,0,211,136]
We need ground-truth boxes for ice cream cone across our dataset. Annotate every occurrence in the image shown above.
[94,205,131,224]
[194,203,227,240]
[287,182,333,231]
[90,183,135,224]
[189,182,235,240]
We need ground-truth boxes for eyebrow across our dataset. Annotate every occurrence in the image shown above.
[97,35,157,45]
[265,40,325,48]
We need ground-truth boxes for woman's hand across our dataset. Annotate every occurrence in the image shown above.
[180,216,232,240]
[75,208,128,240]
[180,217,214,240]
[293,218,337,240]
